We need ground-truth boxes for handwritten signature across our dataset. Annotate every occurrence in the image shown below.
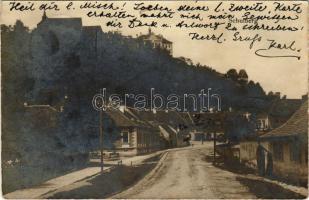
[255,39,301,60]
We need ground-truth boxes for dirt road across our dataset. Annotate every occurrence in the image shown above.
[112,143,256,199]
[39,142,305,199]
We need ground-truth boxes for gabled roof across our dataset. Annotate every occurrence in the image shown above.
[39,16,82,30]
[159,124,176,140]
[261,101,308,139]
[24,104,59,128]
[124,108,189,128]
[106,108,139,127]
[179,112,195,126]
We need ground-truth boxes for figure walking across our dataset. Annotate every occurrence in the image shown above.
[256,141,265,176]
[266,152,273,177]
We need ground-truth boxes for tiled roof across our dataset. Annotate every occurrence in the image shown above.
[261,101,308,139]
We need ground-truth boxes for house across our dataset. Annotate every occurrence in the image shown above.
[251,98,302,134]
[105,107,193,157]
[268,98,303,129]
[138,28,173,55]
[22,103,60,131]
[105,108,164,156]
[186,112,226,141]
[259,101,308,185]
[124,108,191,147]
[239,135,264,170]
[158,124,178,148]
[255,112,271,131]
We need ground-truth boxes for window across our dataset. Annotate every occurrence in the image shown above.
[122,132,129,144]
[290,143,301,163]
[272,142,283,161]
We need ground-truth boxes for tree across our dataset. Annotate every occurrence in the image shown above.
[238,69,248,83]
[226,68,238,81]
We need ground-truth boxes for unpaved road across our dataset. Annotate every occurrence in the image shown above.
[41,142,305,199]
[112,143,256,199]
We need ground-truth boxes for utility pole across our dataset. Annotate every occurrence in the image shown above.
[99,94,104,173]
[213,130,216,165]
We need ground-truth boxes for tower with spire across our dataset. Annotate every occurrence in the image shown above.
[37,11,48,26]
[42,10,47,21]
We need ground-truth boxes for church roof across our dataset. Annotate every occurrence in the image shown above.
[44,18,82,29]
[38,12,82,30]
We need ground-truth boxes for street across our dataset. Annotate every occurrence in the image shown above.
[112,142,256,199]
[111,142,305,199]
[5,142,305,199]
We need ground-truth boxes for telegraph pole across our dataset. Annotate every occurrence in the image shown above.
[213,130,216,165]
[99,91,104,173]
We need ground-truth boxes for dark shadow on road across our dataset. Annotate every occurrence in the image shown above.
[204,154,255,175]
[215,160,256,175]
[205,154,306,199]
[48,155,161,199]
[236,176,306,199]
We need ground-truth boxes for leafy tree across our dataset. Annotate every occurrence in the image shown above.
[226,68,238,81]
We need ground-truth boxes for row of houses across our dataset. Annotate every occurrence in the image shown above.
[239,101,308,186]
[105,107,192,156]
[254,98,304,132]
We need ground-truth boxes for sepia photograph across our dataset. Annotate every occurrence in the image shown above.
[1,0,308,199]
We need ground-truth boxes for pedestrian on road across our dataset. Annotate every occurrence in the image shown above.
[256,141,265,176]
[266,152,273,177]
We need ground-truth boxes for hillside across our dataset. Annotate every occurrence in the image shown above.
[1,20,269,193]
